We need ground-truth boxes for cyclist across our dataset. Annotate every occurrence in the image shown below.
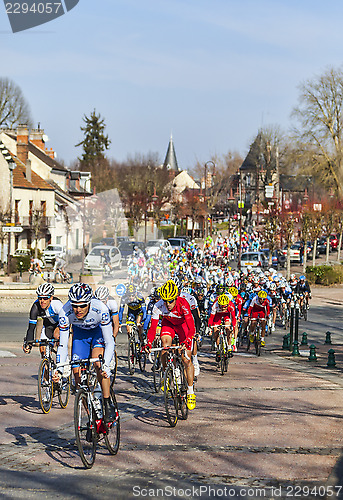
[179,285,201,377]
[29,257,43,274]
[100,249,112,273]
[145,279,196,410]
[94,286,119,339]
[53,255,67,281]
[247,290,270,347]
[118,283,147,344]
[23,283,63,357]
[208,293,236,360]
[296,275,311,310]
[53,283,116,423]
[143,287,160,333]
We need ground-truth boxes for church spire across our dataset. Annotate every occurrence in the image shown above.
[163,135,180,172]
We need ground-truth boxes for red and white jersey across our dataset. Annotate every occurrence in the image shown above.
[247,296,270,316]
[147,296,195,346]
[179,291,198,310]
[208,298,236,327]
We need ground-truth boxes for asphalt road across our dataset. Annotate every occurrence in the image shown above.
[0,287,342,499]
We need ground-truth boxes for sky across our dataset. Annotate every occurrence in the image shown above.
[1,0,343,170]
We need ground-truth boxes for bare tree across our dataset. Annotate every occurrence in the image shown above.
[292,66,343,196]
[322,208,337,265]
[300,212,311,272]
[280,214,295,280]
[308,212,323,266]
[262,211,280,266]
[0,78,32,128]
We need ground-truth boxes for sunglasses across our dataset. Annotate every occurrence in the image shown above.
[38,296,51,300]
[164,299,175,304]
[71,303,88,309]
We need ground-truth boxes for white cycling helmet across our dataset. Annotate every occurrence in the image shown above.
[94,285,110,301]
[36,283,54,297]
[68,283,93,304]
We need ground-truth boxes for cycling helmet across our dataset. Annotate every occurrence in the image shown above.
[228,286,238,297]
[269,282,276,291]
[216,284,225,294]
[217,294,231,306]
[159,280,179,301]
[68,283,93,304]
[94,285,110,301]
[181,286,192,295]
[258,290,267,299]
[150,287,160,299]
[127,284,137,295]
[36,283,54,297]
[290,274,296,280]
[299,275,306,281]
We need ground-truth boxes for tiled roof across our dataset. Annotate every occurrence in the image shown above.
[28,142,67,172]
[12,157,54,190]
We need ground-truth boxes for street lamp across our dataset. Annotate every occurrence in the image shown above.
[204,161,216,238]
[7,159,15,275]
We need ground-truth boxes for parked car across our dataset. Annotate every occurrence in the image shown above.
[42,245,66,265]
[282,242,313,262]
[12,248,31,258]
[329,234,339,251]
[260,248,286,268]
[84,245,122,272]
[118,241,145,265]
[145,239,172,256]
[241,251,268,269]
[316,237,327,255]
[167,237,188,251]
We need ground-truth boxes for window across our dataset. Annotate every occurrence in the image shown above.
[56,236,62,245]
[15,200,20,224]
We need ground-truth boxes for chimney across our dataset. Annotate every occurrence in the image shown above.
[26,159,32,183]
[17,125,29,164]
[30,127,45,150]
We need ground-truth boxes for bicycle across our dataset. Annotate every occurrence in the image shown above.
[149,345,188,427]
[68,356,120,469]
[28,339,71,413]
[151,333,162,393]
[126,321,146,375]
[246,317,262,356]
[54,269,72,284]
[216,319,231,375]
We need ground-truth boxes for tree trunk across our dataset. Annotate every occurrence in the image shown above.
[303,245,308,273]
[286,246,291,280]
[312,239,317,267]
[326,235,330,265]
[337,231,343,262]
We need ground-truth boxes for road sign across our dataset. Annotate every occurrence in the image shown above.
[2,226,23,233]
[238,201,244,209]
[115,283,126,297]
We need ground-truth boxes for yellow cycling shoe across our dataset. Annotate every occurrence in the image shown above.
[249,334,255,343]
[261,340,265,347]
[187,393,196,410]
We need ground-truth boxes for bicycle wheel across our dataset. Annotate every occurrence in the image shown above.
[176,360,188,420]
[138,348,146,372]
[57,375,71,409]
[255,329,261,357]
[38,358,53,413]
[164,366,178,427]
[302,303,308,321]
[153,351,162,393]
[110,351,118,388]
[104,388,120,455]
[74,389,97,469]
[219,338,226,376]
[127,339,135,375]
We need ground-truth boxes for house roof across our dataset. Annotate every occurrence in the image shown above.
[12,158,54,190]
[240,133,262,172]
[28,142,67,172]
[163,135,180,172]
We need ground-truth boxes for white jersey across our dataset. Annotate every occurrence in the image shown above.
[179,291,198,311]
[57,298,114,371]
[106,297,119,317]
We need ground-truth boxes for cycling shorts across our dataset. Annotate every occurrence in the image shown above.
[40,324,57,340]
[71,325,105,362]
[211,312,232,327]
[127,310,143,322]
[250,310,267,320]
[160,318,191,345]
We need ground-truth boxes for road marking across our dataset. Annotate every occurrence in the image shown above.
[0,350,16,357]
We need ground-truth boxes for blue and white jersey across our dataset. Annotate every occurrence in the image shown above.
[106,296,119,318]
[57,298,114,369]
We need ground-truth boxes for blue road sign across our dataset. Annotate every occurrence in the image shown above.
[116,283,126,297]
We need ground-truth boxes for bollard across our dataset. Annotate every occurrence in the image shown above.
[327,349,336,368]
[308,344,317,362]
[293,302,300,352]
[325,331,332,345]
[301,332,308,346]
[282,334,290,350]
[292,340,300,356]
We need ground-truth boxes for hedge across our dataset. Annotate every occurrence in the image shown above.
[306,264,343,286]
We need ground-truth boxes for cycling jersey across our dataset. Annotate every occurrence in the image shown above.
[106,296,119,318]
[208,299,236,327]
[147,296,195,349]
[118,292,147,323]
[248,296,270,319]
[25,297,63,342]
[57,298,114,375]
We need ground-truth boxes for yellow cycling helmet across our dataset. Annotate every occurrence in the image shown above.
[258,290,267,299]
[159,280,179,301]
[229,286,238,297]
[217,294,231,306]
